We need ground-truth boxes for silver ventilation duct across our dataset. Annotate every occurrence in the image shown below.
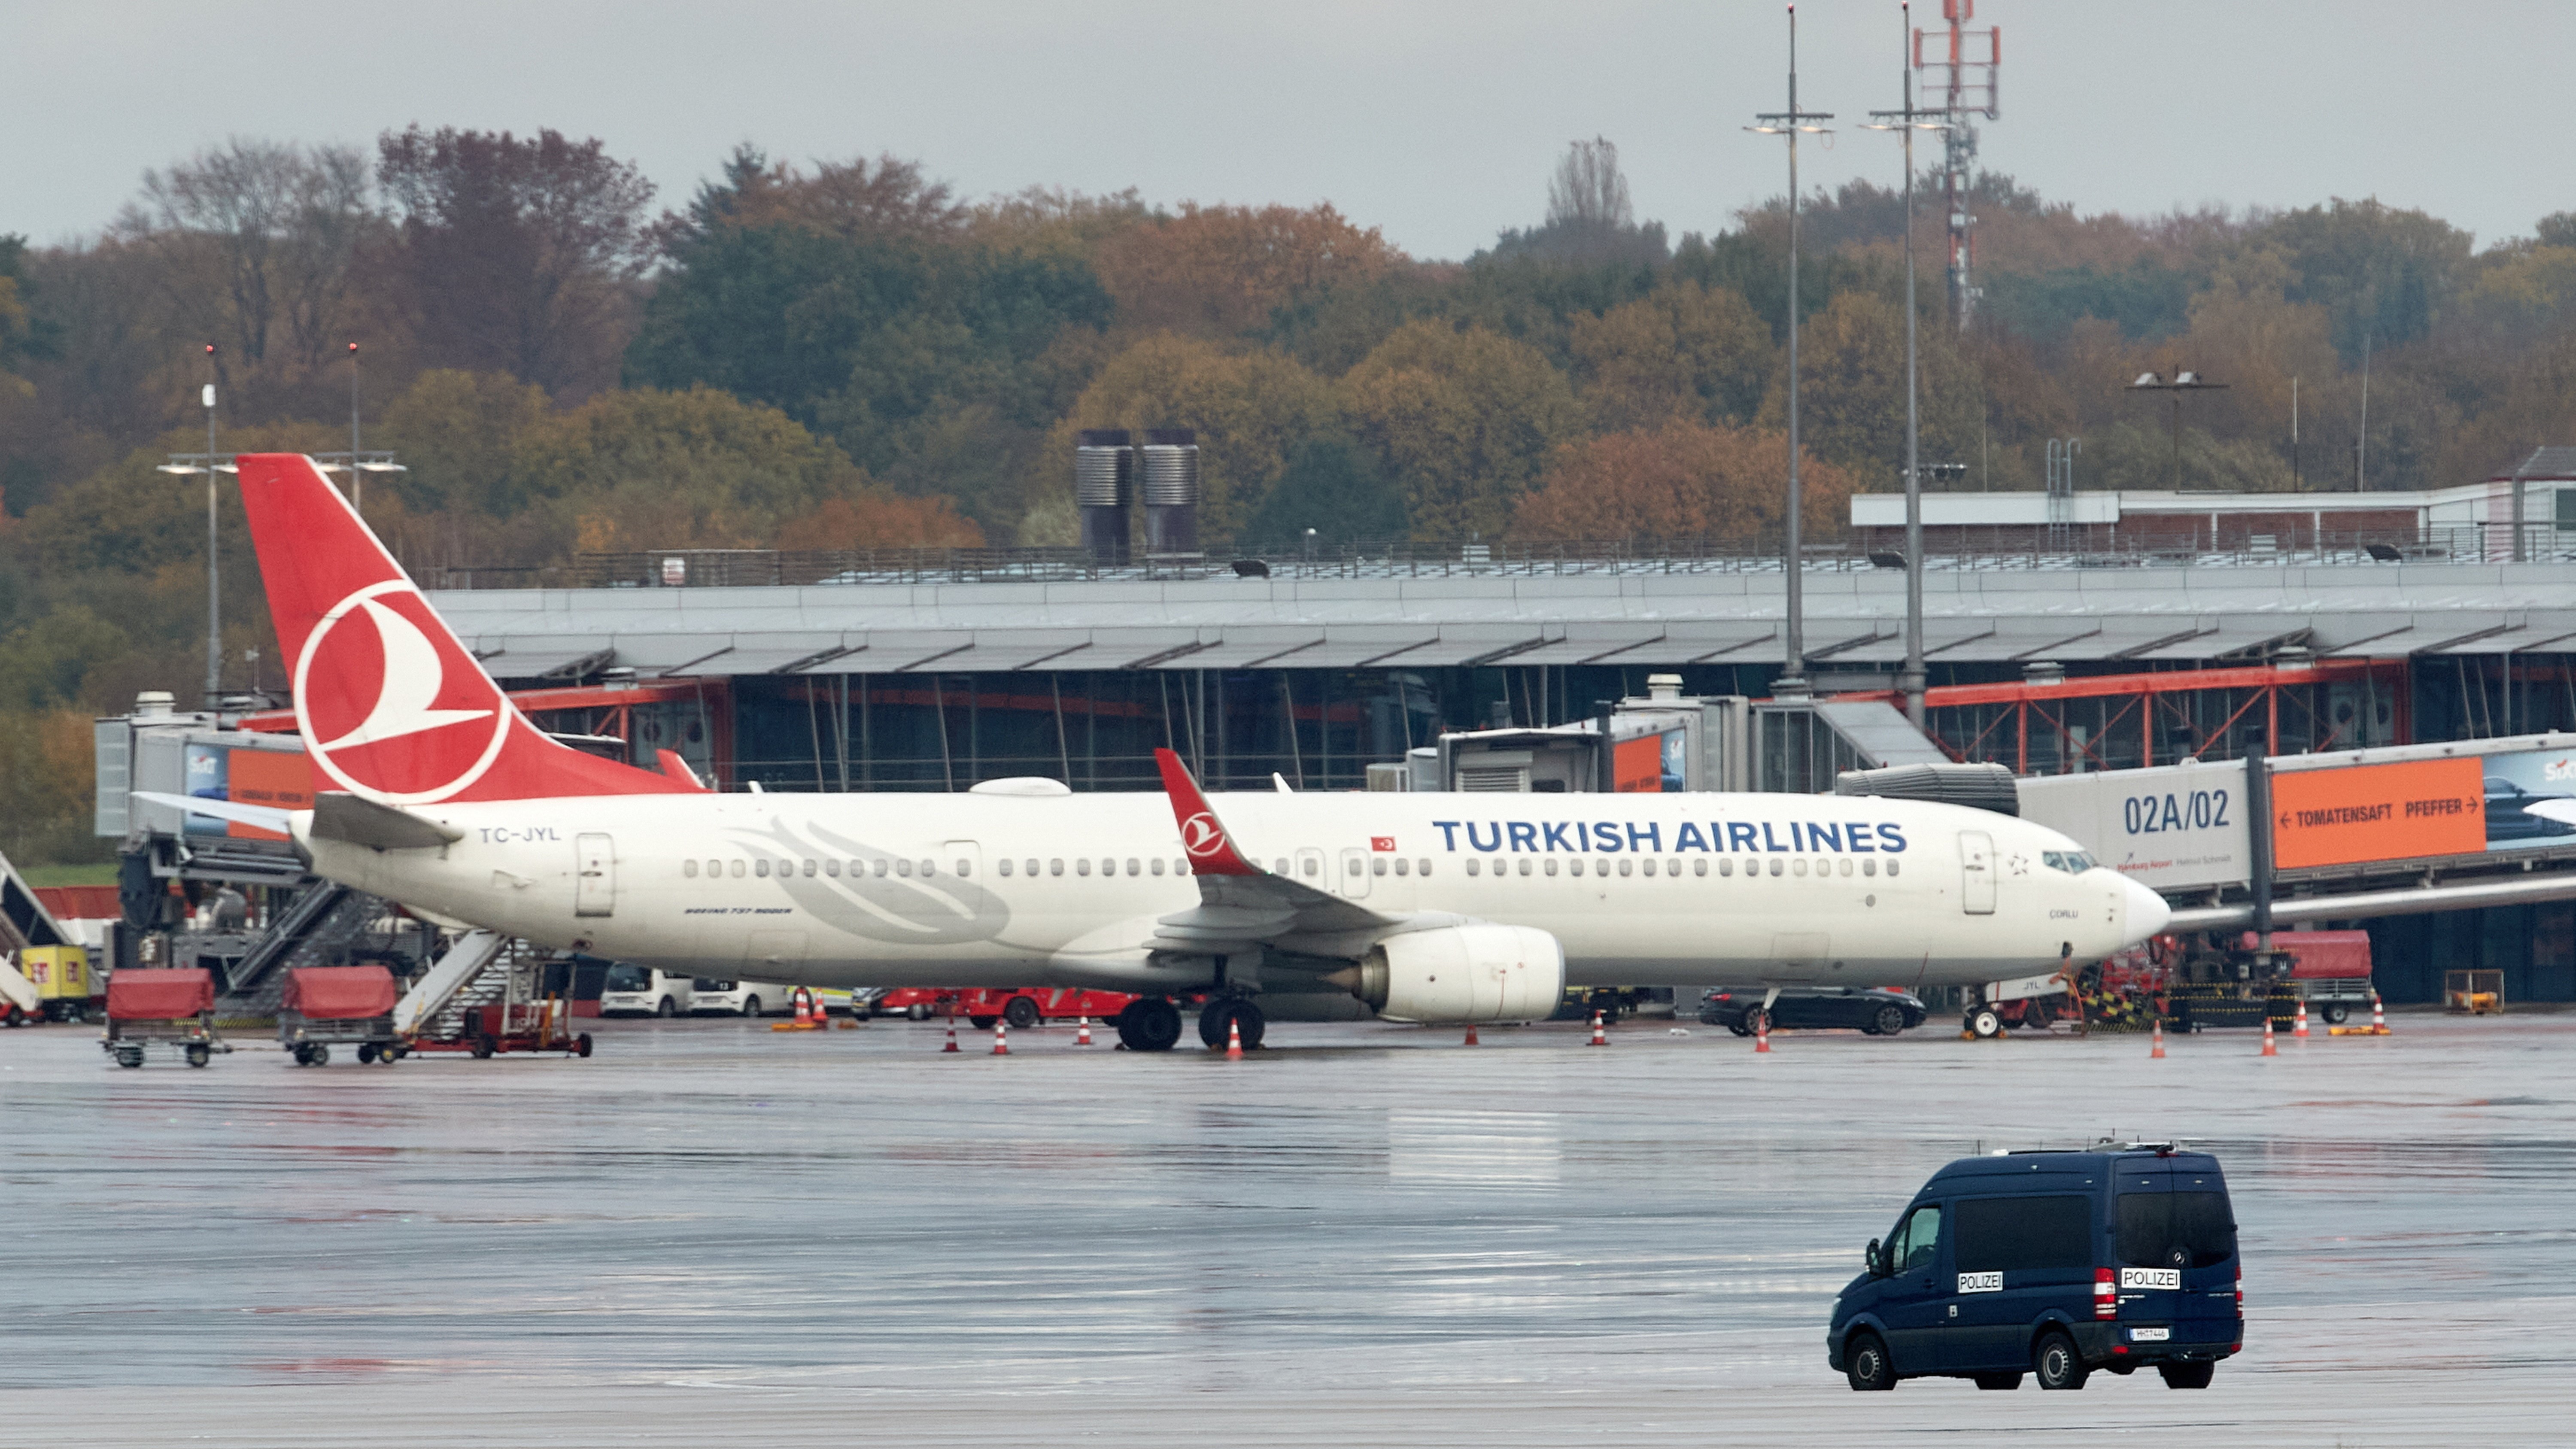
[1074,428,1133,563]
[1140,428,1200,556]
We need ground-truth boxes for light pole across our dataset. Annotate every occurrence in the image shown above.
[1867,2,1948,728]
[317,341,407,517]
[1747,3,1832,696]
[155,346,237,710]
[2126,371,2228,491]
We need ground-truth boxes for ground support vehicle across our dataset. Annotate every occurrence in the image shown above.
[409,997,592,1059]
[1700,987,1927,1037]
[100,967,229,1068]
[279,966,403,1066]
[1829,1144,2242,1392]
[880,987,1141,1030]
[2280,932,2375,1024]
[15,945,100,1023]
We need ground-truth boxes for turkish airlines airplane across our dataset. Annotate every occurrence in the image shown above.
[154,455,2169,1051]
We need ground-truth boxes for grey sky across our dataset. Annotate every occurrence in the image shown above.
[8,1,2570,259]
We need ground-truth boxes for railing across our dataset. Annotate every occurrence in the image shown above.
[415,523,2576,591]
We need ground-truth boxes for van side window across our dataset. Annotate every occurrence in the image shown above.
[1891,1204,1942,1273]
[2118,1191,2237,1270]
[1954,1195,2093,1273]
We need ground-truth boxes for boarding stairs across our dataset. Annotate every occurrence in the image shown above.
[215,881,385,1015]
[0,848,72,1015]
[395,929,514,1040]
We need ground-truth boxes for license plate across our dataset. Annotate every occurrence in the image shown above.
[2120,1268,2182,1290]
[2130,1327,2171,1342]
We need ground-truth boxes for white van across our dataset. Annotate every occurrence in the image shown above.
[687,978,787,1017]
[600,965,693,1018]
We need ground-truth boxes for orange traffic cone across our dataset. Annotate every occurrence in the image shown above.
[794,989,814,1028]
[2261,1015,2278,1057]
[942,1022,959,1053]
[992,1021,1009,1056]
[1075,1017,1093,1046]
[1464,1024,1479,1046]
[2151,1018,2166,1060]
[1755,1014,1771,1054]
[2372,992,2388,1034]
[2293,998,2309,1040]
[1589,1010,1607,1046]
[1225,1015,1244,1059]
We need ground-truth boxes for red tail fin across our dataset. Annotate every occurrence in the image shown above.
[1153,747,1261,876]
[236,453,701,804]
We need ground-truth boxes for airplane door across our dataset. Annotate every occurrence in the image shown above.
[1337,847,1371,899]
[1958,831,1995,915]
[575,833,615,917]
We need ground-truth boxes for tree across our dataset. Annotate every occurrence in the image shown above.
[1569,283,1772,432]
[1489,138,1669,267]
[1764,289,1979,486]
[377,126,656,396]
[1341,320,1580,539]
[1239,436,1406,547]
[776,492,982,551]
[1511,419,1851,544]
[373,368,551,516]
[116,139,376,384]
[1049,335,1342,537]
[1092,203,1405,338]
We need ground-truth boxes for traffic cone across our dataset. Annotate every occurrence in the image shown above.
[1225,1015,1244,1059]
[793,990,813,1028]
[1075,1017,1093,1046]
[942,1022,959,1053]
[1755,1015,1771,1054]
[993,1021,1009,1056]
[1589,1010,1607,1046]
[2261,1015,2278,1057]
[2151,1018,2166,1060]
[2372,992,2388,1034]
[2293,998,2309,1040]
[1464,1024,1479,1046]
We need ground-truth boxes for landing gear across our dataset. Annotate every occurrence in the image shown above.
[1114,996,1184,1052]
[1198,997,1266,1051]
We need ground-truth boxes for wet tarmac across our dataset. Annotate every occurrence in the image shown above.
[3,1010,2573,1445]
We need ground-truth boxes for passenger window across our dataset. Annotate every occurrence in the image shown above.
[1273,859,1288,874]
[683,860,698,878]
[1302,857,1319,877]
[1793,859,1808,877]
[1466,859,1481,877]
[1049,859,1063,876]
[1666,857,1680,876]
[1692,858,1707,877]
[1719,858,1732,877]
[955,860,970,877]
[1544,859,1558,876]
[1955,1196,2093,1273]
[1150,859,1164,875]
[998,859,1013,877]
[1099,857,1114,876]
[1517,859,1531,876]
[1889,860,1902,877]
[872,860,888,878]
[1026,859,1039,877]
[1769,859,1785,877]
[1619,859,1634,877]
[825,859,841,878]
[896,860,912,878]
[1838,858,1853,877]
[1394,858,1409,876]
[1639,859,1654,877]
[920,859,936,877]
[731,860,746,878]
[802,859,817,878]
[1371,857,1388,877]
[1569,860,1585,878]
[1893,1204,1942,1273]
[1077,860,1091,876]
[1419,858,1432,876]
[1864,859,1877,877]
[1127,858,1140,875]
[755,859,770,878]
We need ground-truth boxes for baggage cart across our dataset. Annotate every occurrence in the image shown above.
[100,968,229,1068]
[279,965,404,1066]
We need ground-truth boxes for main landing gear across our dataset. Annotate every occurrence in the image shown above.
[1114,996,1185,1052]
[1197,996,1266,1051]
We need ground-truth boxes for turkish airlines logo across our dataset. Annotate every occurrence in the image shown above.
[1180,811,1229,860]
[294,580,509,805]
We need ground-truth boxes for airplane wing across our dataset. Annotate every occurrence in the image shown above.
[1148,748,1397,953]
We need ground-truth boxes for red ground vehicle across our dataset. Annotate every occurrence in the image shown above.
[877,987,1142,1031]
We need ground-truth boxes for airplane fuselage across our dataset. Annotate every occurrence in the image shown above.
[303,787,2154,995]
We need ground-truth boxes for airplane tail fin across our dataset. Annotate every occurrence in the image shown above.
[234,453,704,805]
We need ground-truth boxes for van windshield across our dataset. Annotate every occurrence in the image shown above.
[603,966,653,993]
[2117,1190,2236,1270]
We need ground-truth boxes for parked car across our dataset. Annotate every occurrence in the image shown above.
[599,965,691,1018]
[1698,987,1928,1036]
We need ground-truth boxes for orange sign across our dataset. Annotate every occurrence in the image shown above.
[1613,735,1665,793]
[2271,758,2484,869]
[226,748,315,841]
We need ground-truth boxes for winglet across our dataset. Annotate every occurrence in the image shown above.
[1154,747,1261,876]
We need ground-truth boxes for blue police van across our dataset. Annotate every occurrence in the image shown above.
[1829,1145,2241,1391]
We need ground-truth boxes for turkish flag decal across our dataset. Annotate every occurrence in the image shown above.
[1370,835,1396,852]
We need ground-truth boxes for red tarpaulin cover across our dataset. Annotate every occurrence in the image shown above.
[2238,930,2374,979]
[106,969,215,1020]
[282,966,399,1020]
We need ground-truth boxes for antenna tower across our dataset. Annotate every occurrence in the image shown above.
[1914,0,1999,329]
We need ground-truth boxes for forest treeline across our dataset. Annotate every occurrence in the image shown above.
[3,126,2574,859]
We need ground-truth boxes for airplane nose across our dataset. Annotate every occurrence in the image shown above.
[2120,875,2171,942]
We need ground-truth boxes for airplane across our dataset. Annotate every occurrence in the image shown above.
[148,454,2171,1051]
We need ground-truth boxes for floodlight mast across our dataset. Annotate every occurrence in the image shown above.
[1747,3,1832,695]
[1868,3,1950,728]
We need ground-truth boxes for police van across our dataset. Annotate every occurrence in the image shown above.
[1829,1145,2241,1391]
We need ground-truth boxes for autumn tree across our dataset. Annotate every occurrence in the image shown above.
[377,126,656,396]
[1767,289,1981,487]
[1511,418,1851,544]
[1092,203,1404,338]
[1489,137,1669,267]
[1570,283,1773,433]
[776,492,982,551]
[1342,320,1579,539]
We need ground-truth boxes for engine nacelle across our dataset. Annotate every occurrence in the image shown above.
[1344,924,1565,1024]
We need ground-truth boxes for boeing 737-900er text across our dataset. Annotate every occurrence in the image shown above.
[150,454,2170,1051]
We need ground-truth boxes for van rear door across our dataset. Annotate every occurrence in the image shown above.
[2119,1159,2240,1346]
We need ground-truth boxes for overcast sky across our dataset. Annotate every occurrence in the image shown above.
[9,1,2570,259]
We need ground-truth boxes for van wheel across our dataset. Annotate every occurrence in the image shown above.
[1002,996,1042,1031]
[656,998,675,1018]
[1844,1331,1895,1391]
[2032,1330,2089,1390]
[2158,1361,2214,1389]
[742,996,762,1018]
[1973,1372,2023,1390]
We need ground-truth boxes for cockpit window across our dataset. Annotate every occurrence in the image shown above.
[2041,850,2099,874]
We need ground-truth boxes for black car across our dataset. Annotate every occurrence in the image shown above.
[1699,987,1928,1037]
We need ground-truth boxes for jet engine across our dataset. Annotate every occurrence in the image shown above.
[1333,924,1565,1024]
